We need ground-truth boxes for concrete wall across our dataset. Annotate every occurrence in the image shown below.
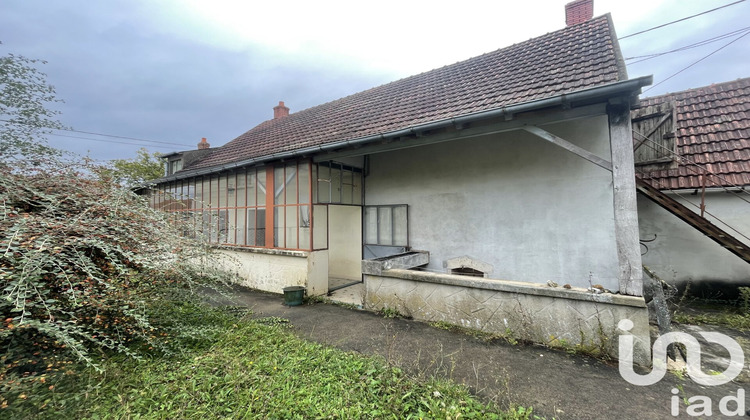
[328,205,362,280]
[210,248,329,296]
[365,269,650,365]
[365,116,620,289]
[638,190,750,287]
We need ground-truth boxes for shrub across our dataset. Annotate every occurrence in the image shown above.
[0,161,222,372]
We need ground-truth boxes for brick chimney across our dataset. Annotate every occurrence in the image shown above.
[273,101,290,119]
[565,0,593,26]
[197,137,210,150]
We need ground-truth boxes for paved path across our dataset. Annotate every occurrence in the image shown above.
[211,286,749,419]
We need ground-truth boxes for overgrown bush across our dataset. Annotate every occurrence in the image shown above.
[0,161,224,373]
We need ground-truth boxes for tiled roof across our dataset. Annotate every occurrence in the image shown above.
[187,15,625,171]
[637,77,750,189]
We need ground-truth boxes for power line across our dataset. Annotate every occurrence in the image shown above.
[642,29,750,93]
[45,132,177,150]
[0,118,193,147]
[618,0,746,40]
[624,26,750,64]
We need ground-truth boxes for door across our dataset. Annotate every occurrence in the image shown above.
[327,205,362,289]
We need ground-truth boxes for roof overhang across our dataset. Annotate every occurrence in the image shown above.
[148,75,653,185]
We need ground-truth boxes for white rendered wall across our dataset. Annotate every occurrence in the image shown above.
[638,190,750,286]
[328,205,362,280]
[212,249,308,294]
[365,116,621,290]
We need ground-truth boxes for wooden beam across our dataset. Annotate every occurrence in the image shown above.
[609,102,643,297]
[522,126,613,171]
[313,103,607,163]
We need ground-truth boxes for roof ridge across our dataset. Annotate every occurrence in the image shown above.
[641,76,750,102]
[258,15,614,124]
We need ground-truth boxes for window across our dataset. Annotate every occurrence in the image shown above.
[148,160,325,251]
[632,102,676,166]
[364,205,408,246]
[167,159,183,175]
[316,161,362,205]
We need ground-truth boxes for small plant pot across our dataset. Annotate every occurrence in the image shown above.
[282,286,306,306]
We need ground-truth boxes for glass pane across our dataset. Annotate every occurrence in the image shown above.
[257,169,266,206]
[218,175,227,208]
[227,174,236,206]
[236,208,246,245]
[317,167,331,203]
[285,163,297,205]
[274,166,284,205]
[298,162,310,204]
[256,208,266,246]
[226,208,236,244]
[393,205,408,246]
[209,176,219,209]
[365,207,377,244]
[194,177,204,209]
[330,165,341,203]
[246,209,257,246]
[353,172,362,205]
[342,169,353,204]
[286,206,298,249]
[274,206,283,247]
[311,164,317,204]
[378,207,393,246]
[299,205,311,250]
[313,205,328,250]
[218,210,228,243]
[237,171,246,207]
[187,179,195,209]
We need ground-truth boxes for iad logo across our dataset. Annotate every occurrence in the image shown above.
[618,319,747,417]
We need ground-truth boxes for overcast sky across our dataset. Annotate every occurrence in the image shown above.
[2,0,749,162]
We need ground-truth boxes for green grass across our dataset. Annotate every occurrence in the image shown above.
[2,301,538,419]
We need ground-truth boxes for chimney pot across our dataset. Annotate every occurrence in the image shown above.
[198,137,210,150]
[565,0,593,26]
[273,101,290,119]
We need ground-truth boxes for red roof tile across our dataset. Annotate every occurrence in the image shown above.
[188,15,625,171]
[637,77,750,190]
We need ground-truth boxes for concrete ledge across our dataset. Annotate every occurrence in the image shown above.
[213,245,309,258]
[365,270,651,365]
[362,251,430,275]
[383,269,646,307]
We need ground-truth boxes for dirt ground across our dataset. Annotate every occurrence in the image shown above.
[209,286,749,419]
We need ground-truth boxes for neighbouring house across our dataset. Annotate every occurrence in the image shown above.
[634,77,750,297]
[146,0,653,363]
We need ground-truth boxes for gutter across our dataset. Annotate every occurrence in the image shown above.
[149,76,653,185]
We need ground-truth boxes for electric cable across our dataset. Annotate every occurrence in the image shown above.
[642,30,750,93]
[618,0,746,40]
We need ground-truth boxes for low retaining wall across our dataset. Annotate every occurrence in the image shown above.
[210,248,329,296]
[365,269,651,365]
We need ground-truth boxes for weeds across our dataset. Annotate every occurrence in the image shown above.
[380,306,406,319]
[672,286,750,331]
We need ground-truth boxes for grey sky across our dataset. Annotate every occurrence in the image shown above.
[1,0,748,162]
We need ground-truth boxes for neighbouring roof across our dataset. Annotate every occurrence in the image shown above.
[638,77,750,189]
[184,14,627,173]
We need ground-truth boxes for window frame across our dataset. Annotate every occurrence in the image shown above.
[150,159,322,251]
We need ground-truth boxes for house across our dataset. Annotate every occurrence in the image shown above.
[634,77,750,298]
[146,0,653,363]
